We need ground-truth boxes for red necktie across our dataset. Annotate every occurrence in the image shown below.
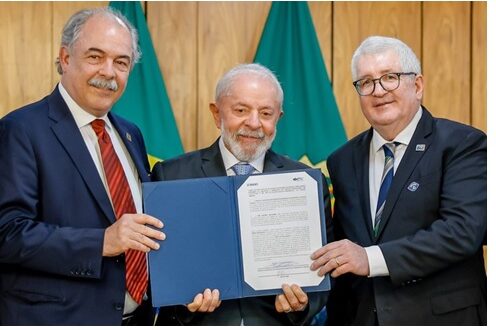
[91,119,148,304]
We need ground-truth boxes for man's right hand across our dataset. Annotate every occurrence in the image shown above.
[187,288,222,313]
[103,213,165,257]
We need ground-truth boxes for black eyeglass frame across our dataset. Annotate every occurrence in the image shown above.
[352,72,417,96]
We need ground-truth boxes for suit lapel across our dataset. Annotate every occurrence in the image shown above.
[47,88,115,224]
[263,150,285,173]
[374,108,435,239]
[353,130,375,239]
[200,139,229,177]
[108,113,150,183]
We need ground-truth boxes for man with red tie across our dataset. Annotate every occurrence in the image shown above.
[0,8,164,325]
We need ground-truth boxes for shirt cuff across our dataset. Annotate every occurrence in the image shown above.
[364,245,389,277]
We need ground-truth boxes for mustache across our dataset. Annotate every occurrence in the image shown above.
[235,128,265,139]
[88,77,118,92]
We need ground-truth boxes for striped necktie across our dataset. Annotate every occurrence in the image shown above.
[232,163,255,175]
[374,142,398,237]
[91,119,148,304]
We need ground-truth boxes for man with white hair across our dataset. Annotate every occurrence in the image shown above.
[0,8,165,325]
[152,63,330,325]
[311,36,486,325]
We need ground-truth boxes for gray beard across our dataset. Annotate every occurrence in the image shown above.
[220,122,276,162]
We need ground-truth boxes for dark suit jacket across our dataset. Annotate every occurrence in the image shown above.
[151,139,331,325]
[0,87,151,325]
[326,108,486,325]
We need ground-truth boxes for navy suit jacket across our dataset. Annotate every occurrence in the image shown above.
[151,139,331,325]
[0,87,150,325]
[326,108,486,325]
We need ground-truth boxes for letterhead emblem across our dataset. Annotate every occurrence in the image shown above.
[407,182,420,192]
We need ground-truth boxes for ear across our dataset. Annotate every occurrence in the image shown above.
[414,74,424,100]
[58,47,71,73]
[209,103,222,129]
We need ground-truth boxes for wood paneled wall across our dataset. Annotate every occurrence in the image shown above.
[0,1,486,153]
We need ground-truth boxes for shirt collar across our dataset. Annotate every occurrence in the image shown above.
[58,83,112,131]
[218,137,265,173]
[371,106,423,153]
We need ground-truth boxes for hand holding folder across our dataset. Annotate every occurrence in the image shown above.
[143,169,330,307]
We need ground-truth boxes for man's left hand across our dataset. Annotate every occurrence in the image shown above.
[310,239,369,277]
[275,284,308,313]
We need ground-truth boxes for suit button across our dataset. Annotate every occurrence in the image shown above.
[114,303,123,311]
[373,308,377,313]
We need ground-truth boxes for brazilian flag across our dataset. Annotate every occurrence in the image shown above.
[254,1,347,175]
[109,1,183,167]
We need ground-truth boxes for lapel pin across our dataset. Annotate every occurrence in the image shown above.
[407,182,420,192]
[126,132,132,142]
[415,144,425,151]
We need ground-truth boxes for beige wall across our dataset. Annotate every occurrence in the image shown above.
[0,1,486,153]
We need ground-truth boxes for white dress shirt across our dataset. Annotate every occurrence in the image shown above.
[365,107,422,277]
[218,137,265,175]
[58,83,143,314]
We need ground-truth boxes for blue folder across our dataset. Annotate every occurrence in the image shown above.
[143,168,330,307]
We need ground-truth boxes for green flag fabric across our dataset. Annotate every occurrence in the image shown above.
[109,1,183,166]
[254,2,347,173]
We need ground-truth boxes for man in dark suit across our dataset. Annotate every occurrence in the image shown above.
[152,63,330,325]
[311,36,486,325]
[0,8,165,325]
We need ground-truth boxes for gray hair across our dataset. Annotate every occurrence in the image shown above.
[55,7,141,74]
[215,63,284,108]
[351,36,421,81]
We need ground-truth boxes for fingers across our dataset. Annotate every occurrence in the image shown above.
[129,231,161,252]
[133,213,164,229]
[275,284,308,313]
[310,244,331,260]
[186,289,221,313]
[187,293,204,312]
[102,213,166,256]
[311,248,341,276]
[310,239,370,277]
[136,221,166,241]
[275,292,292,313]
[121,214,166,250]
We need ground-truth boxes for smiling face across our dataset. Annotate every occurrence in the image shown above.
[210,73,283,162]
[356,49,424,140]
[59,14,133,117]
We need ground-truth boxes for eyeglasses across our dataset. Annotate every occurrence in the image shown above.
[353,72,417,96]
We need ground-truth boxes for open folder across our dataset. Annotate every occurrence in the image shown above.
[143,168,330,307]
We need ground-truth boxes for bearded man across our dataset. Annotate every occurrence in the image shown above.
[151,63,331,326]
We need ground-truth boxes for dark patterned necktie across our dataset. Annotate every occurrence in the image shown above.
[232,163,255,175]
[374,142,398,237]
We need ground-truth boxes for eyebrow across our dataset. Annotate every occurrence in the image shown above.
[85,47,131,62]
[359,69,398,79]
[232,102,275,111]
